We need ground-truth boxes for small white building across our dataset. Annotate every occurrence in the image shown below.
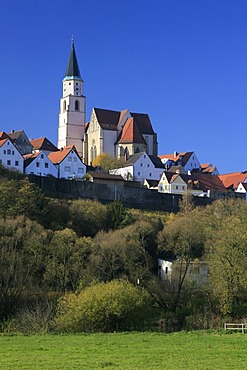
[158,258,208,286]
[0,137,24,173]
[48,145,86,179]
[110,152,164,184]
[24,151,58,177]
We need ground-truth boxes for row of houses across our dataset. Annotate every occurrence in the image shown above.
[110,150,247,200]
[0,131,86,179]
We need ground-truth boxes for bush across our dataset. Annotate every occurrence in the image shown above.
[54,280,151,332]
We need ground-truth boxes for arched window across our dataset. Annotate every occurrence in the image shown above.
[75,100,79,111]
[63,100,66,112]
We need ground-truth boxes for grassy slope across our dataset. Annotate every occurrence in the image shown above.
[0,331,247,369]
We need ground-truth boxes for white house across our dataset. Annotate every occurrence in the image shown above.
[159,151,201,174]
[24,151,58,177]
[110,152,164,184]
[236,182,247,200]
[158,258,208,286]
[48,145,86,179]
[30,137,58,155]
[0,137,24,173]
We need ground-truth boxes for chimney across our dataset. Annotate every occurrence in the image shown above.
[11,130,15,134]
[174,151,178,158]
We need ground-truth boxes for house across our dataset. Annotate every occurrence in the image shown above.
[219,172,247,191]
[0,137,24,173]
[200,163,219,175]
[110,152,164,184]
[48,145,86,179]
[143,179,159,190]
[158,258,208,286]
[7,130,32,155]
[236,182,247,200]
[86,171,124,186]
[158,171,230,199]
[83,108,158,164]
[159,151,201,174]
[30,137,58,155]
[24,151,58,177]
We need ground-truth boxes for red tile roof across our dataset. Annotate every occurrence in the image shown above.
[30,137,58,152]
[48,146,78,164]
[0,132,9,140]
[0,138,8,148]
[159,152,194,166]
[117,117,146,145]
[219,172,247,189]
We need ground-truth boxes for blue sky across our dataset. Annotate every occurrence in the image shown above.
[1,0,247,174]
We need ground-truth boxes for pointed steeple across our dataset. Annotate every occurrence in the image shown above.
[64,37,83,81]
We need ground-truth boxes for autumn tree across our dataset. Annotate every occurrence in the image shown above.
[92,153,125,172]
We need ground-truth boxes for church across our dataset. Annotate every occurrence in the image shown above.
[58,39,158,165]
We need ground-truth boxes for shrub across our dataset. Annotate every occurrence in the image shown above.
[54,280,151,332]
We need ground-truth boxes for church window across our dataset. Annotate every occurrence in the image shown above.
[69,82,71,85]
[64,101,66,112]
[75,100,79,111]
[76,82,78,85]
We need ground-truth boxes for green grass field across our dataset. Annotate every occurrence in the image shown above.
[0,331,247,369]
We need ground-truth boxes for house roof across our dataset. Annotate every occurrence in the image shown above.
[219,172,247,189]
[87,171,124,181]
[162,171,227,192]
[48,146,79,164]
[0,138,9,148]
[130,112,154,135]
[124,152,147,166]
[144,179,159,187]
[0,132,10,140]
[149,155,165,169]
[117,117,147,145]
[64,38,82,81]
[7,130,23,141]
[94,108,121,131]
[30,137,58,152]
[159,151,194,166]
[23,152,40,167]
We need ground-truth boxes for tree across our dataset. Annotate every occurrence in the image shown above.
[69,199,108,237]
[54,280,151,332]
[106,200,134,229]
[44,228,92,292]
[205,208,247,315]
[92,153,125,172]
[0,216,48,320]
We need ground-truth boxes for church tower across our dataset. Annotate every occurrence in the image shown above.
[58,38,86,156]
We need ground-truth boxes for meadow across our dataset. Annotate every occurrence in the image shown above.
[0,331,247,369]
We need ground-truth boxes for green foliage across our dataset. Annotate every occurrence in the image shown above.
[0,216,48,320]
[69,199,108,237]
[54,280,151,332]
[106,200,134,229]
[44,228,92,292]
